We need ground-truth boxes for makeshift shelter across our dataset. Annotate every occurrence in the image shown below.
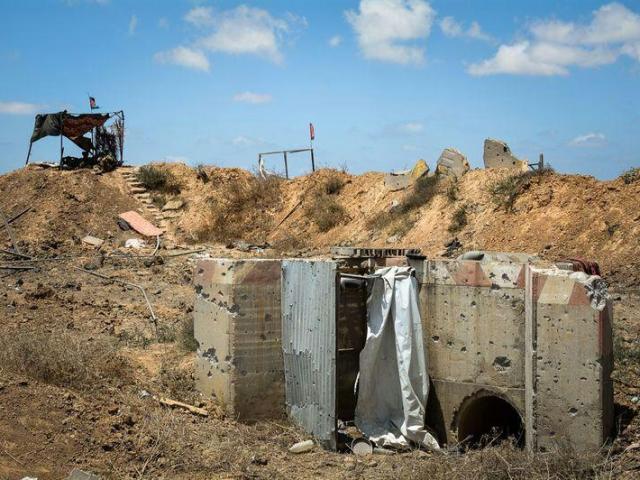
[26,110,125,169]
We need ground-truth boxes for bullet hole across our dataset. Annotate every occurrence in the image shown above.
[492,356,512,371]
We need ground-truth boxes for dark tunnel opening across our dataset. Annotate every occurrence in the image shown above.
[457,395,525,449]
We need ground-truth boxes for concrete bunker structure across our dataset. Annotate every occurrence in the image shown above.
[193,249,613,452]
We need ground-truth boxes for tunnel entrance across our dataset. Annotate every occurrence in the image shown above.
[456,393,524,448]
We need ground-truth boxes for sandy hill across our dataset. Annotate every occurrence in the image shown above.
[1,163,639,288]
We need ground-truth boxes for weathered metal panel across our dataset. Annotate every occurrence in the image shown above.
[281,260,337,449]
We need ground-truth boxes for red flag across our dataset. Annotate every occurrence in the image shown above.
[309,122,315,141]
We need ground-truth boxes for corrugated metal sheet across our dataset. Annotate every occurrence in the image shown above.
[281,260,337,449]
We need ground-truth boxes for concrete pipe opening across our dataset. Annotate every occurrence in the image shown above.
[457,394,524,448]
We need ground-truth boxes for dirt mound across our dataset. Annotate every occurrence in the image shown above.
[0,166,139,254]
[135,163,640,288]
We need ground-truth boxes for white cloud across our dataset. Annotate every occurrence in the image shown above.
[184,6,214,28]
[193,5,304,64]
[440,16,492,42]
[469,2,640,76]
[345,0,435,65]
[329,35,342,47]
[233,92,272,104]
[0,101,45,115]
[569,132,607,147]
[232,135,266,146]
[399,122,424,133]
[154,46,210,72]
[128,14,138,35]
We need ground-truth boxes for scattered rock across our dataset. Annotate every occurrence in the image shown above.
[289,439,314,453]
[162,199,184,211]
[124,238,146,249]
[66,469,101,480]
[81,235,104,248]
[436,148,469,178]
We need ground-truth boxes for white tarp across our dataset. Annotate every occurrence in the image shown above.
[354,266,439,450]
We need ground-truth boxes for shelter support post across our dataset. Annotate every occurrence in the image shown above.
[25,141,33,165]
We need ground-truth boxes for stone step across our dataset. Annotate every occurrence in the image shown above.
[131,187,147,194]
[136,193,151,200]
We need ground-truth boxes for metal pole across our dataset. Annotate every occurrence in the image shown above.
[310,148,315,172]
[539,153,544,170]
[283,151,289,179]
[60,115,64,164]
[25,141,33,165]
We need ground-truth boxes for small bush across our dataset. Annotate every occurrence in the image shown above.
[448,204,469,233]
[306,193,348,232]
[446,180,459,202]
[398,175,439,213]
[159,361,196,403]
[136,165,181,194]
[0,330,129,390]
[489,167,553,212]
[620,167,640,184]
[196,164,210,183]
[324,173,345,195]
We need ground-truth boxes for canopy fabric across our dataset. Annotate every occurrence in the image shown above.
[30,112,110,144]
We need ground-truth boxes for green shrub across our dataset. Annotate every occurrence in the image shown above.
[136,165,181,194]
[620,167,640,184]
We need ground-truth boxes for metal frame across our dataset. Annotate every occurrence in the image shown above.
[25,110,125,165]
[258,147,315,179]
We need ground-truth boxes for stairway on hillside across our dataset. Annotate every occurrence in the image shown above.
[118,166,176,243]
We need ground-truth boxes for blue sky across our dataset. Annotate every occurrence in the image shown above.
[1,0,639,178]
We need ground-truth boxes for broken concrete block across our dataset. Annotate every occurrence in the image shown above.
[81,235,104,248]
[385,159,430,191]
[436,148,470,178]
[162,199,184,211]
[483,139,528,171]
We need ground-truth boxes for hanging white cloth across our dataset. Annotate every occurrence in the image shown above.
[354,266,439,450]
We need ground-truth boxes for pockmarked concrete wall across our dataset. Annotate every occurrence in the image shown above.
[525,267,614,452]
[193,256,613,453]
[413,257,529,445]
[193,258,284,420]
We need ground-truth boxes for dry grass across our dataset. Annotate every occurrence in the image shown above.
[390,442,621,480]
[136,165,181,195]
[0,330,129,390]
[448,204,469,233]
[398,175,439,213]
[158,361,196,404]
[489,167,553,212]
[304,171,349,232]
[196,175,282,243]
